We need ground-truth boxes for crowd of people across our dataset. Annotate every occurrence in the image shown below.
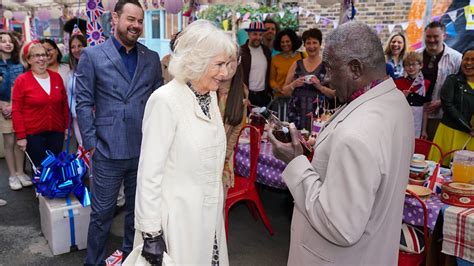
[0,0,473,264]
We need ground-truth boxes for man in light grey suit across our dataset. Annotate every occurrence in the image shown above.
[75,0,163,264]
[269,22,414,265]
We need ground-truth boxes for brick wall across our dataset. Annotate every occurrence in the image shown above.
[284,0,414,45]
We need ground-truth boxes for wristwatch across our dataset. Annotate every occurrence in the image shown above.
[142,230,162,239]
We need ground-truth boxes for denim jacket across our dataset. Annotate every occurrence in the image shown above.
[0,59,24,102]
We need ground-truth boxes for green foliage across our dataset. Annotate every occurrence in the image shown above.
[197,4,299,31]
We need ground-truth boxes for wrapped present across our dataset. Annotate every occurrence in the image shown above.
[39,195,91,255]
[106,250,123,266]
[33,150,90,207]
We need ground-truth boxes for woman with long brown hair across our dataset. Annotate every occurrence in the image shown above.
[0,31,28,197]
[219,59,249,194]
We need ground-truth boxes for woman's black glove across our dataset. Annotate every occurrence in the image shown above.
[141,232,167,266]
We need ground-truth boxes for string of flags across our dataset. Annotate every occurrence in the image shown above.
[205,3,471,33]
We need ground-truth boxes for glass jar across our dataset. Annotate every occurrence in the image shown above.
[452,150,474,184]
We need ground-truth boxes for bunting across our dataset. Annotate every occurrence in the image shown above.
[86,0,106,46]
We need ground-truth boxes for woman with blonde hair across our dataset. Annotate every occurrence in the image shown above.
[12,41,68,169]
[134,20,236,265]
[384,32,408,79]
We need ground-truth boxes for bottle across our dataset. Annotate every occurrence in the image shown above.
[249,108,266,136]
[258,107,291,143]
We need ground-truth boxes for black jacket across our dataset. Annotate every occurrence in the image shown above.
[239,41,272,96]
[440,74,474,133]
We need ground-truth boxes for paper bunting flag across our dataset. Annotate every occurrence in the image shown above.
[298,7,304,14]
[222,19,229,31]
[242,12,250,21]
[314,15,321,23]
[236,12,241,19]
[415,19,424,29]
[87,21,105,46]
[263,13,268,20]
[332,20,338,28]
[375,24,383,34]
[306,10,311,17]
[388,24,396,33]
[446,22,457,36]
[400,22,409,30]
[447,10,457,22]
[279,11,285,18]
[86,0,105,22]
[322,18,330,27]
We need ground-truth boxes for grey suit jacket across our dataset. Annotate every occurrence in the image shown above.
[75,38,163,160]
[282,79,414,265]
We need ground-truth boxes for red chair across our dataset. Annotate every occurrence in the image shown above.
[414,138,443,162]
[225,125,274,239]
[398,189,429,266]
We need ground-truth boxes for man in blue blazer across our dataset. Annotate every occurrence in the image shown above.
[75,0,163,264]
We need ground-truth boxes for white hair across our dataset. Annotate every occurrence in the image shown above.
[168,19,237,82]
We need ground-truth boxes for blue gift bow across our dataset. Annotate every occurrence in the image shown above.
[34,150,90,207]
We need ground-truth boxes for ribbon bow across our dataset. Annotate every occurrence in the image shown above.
[33,150,91,207]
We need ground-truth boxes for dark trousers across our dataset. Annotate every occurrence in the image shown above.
[427,118,441,141]
[84,150,138,265]
[26,131,64,168]
[249,90,271,108]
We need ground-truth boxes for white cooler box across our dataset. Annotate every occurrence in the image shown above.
[39,195,91,255]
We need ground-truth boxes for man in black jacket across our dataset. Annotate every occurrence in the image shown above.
[240,21,272,107]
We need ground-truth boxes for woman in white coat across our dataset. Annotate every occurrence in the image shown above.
[134,20,237,266]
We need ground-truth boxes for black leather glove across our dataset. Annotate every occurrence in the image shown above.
[141,233,167,266]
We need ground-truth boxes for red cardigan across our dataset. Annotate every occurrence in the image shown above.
[12,70,69,140]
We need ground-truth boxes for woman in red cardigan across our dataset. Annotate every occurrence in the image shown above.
[12,40,68,168]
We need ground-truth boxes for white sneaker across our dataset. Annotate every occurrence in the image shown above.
[17,174,33,187]
[9,176,22,190]
[0,198,6,206]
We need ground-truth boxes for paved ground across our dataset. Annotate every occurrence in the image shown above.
[0,157,292,265]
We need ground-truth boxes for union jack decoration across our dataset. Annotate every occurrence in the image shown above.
[77,145,91,169]
[86,0,105,22]
[87,21,105,46]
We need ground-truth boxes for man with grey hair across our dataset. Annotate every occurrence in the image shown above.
[269,21,414,265]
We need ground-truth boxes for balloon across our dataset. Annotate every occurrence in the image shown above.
[13,11,27,23]
[164,0,183,14]
[51,8,62,19]
[3,10,13,20]
[37,9,51,21]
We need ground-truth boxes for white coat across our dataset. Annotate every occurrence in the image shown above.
[282,79,415,265]
[134,79,228,265]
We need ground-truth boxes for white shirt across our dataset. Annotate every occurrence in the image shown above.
[248,44,267,92]
[34,75,51,95]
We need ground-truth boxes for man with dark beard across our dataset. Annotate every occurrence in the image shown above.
[75,0,163,264]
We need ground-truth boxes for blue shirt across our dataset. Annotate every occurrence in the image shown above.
[0,59,24,102]
[387,56,404,79]
[111,36,138,80]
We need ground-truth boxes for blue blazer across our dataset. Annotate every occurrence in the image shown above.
[75,38,163,159]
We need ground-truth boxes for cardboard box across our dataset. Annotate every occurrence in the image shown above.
[39,195,91,255]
